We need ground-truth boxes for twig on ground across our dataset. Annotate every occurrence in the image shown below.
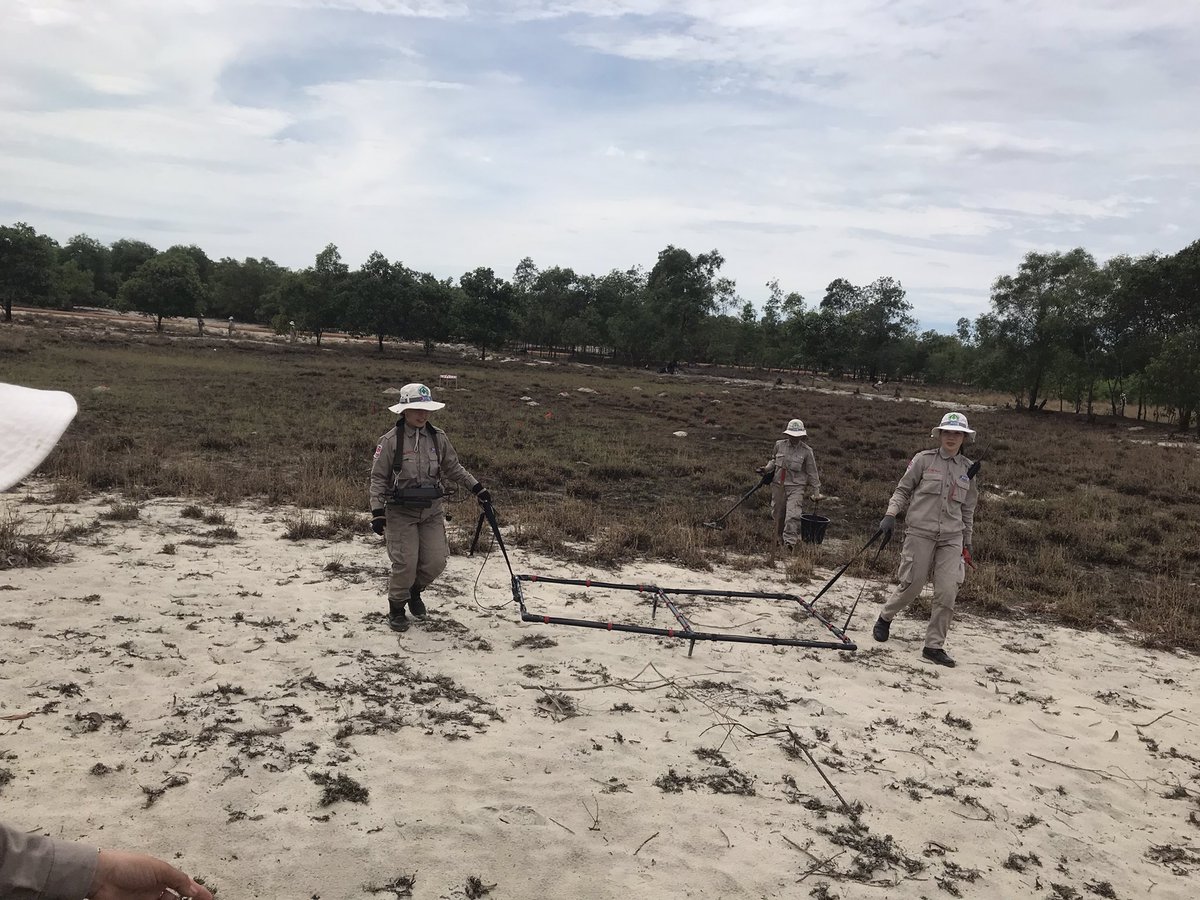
[1029,719,1075,740]
[1025,753,1147,791]
[548,817,574,835]
[634,831,659,855]
[1133,710,1174,728]
[796,850,847,885]
[582,796,600,831]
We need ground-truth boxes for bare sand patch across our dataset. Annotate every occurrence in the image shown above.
[2,490,1197,898]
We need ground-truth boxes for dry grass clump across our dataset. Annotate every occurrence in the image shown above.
[282,509,363,541]
[99,502,140,521]
[0,514,60,570]
[1131,577,1200,651]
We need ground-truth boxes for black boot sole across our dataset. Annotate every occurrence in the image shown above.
[872,619,890,642]
[922,649,955,667]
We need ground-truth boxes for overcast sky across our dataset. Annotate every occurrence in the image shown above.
[3,1,1198,331]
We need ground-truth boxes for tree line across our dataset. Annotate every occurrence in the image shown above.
[2,221,1197,431]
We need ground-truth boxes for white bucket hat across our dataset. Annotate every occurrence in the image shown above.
[931,411,975,440]
[782,418,807,437]
[0,384,78,492]
[387,382,445,413]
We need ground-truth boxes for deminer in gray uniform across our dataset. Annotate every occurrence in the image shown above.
[872,411,979,667]
[369,382,490,632]
[756,418,821,549]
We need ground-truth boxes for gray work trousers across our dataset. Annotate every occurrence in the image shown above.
[771,484,806,547]
[385,503,449,603]
[880,532,965,649]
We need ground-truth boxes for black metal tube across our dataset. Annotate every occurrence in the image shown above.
[468,511,486,556]
[661,594,694,633]
[519,611,856,650]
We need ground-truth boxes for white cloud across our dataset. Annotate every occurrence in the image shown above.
[2,0,1198,330]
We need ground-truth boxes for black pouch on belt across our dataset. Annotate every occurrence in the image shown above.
[390,484,445,508]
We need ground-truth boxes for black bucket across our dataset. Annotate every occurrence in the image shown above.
[800,514,830,544]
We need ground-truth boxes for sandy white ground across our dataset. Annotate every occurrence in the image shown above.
[2,491,1197,899]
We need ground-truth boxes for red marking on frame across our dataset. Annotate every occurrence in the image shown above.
[668,629,674,637]
[607,622,612,630]
[585,579,591,587]
[543,616,549,624]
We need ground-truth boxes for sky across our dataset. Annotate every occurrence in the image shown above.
[2,0,1198,332]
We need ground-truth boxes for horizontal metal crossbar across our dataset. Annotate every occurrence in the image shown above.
[511,574,856,656]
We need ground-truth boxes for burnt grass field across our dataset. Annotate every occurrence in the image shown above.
[3,319,1199,650]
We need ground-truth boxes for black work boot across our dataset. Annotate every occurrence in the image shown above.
[388,600,408,632]
[872,617,891,642]
[922,647,955,667]
[407,586,427,620]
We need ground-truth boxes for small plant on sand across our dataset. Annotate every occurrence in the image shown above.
[0,514,60,569]
[309,771,369,806]
[99,503,140,521]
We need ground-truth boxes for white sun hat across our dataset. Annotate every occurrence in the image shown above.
[0,384,78,492]
[387,382,446,413]
[930,411,975,439]
[782,418,807,437]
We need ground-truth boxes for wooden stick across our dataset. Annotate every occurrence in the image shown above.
[1134,710,1173,728]
[634,831,659,855]
[796,849,847,884]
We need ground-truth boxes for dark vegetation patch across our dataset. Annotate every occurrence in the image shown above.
[6,332,1199,647]
[512,633,558,649]
[0,515,60,569]
[310,771,369,806]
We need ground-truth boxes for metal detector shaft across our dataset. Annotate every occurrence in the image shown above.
[809,528,889,610]
[479,500,516,581]
[840,529,893,632]
[703,480,764,527]
[468,510,486,556]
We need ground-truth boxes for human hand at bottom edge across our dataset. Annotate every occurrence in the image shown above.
[88,849,214,900]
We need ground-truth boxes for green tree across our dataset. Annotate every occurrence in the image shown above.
[348,251,413,351]
[60,233,114,302]
[856,276,915,380]
[274,244,350,346]
[109,239,158,292]
[645,246,733,364]
[411,273,457,355]
[976,248,1095,410]
[0,222,55,321]
[51,260,95,309]
[209,257,285,323]
[166,244,214,285]
[458,267,518,360]
[592,267,649,364]
[116,251,208,331]
[1144,330,1200,433]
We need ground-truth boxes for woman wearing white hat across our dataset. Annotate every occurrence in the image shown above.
[368,382,489,631]
[872,411,980,667]
[755,418,822,549]
[0,383,216,900]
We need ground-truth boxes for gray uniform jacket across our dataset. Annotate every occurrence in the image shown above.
[0,822,96,900]
[369,422,478,512]
[762,440,821,492]
[886,448,978,545]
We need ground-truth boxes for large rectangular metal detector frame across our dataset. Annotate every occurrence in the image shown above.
[511,574,857,657]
